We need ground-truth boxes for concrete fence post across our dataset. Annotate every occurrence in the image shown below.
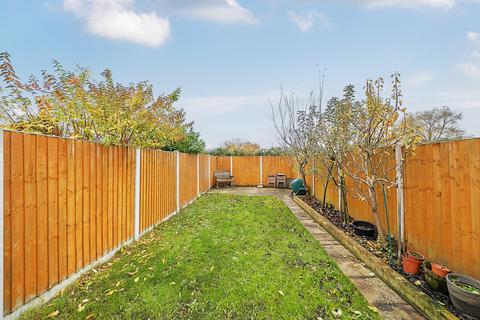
[197,154,200,196]
[259,156,263,186]
[0,130,4,318]
[176,151,180,212]
[230,156,233,176]
[395,143,405,257]
[133,149,141,240]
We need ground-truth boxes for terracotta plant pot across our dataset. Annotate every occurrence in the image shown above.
[402,254,422,275]
[423,261,448,294]
[431,263,450,278]
[446,273,480,318]
[406,250,424,264]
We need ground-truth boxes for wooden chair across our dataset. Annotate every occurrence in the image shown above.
[276,173,287,189]
[214,170,235,188]
[267,175,276,188]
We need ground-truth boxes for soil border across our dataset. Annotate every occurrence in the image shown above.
[293,195,458,320]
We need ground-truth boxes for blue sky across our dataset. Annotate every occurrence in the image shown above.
[2,0,480,148]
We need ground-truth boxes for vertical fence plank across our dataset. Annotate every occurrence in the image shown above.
[102,146,108,255]
[66,140,76,275]
[10,132,25,310]
[95,144,102,258]
[75,140,83,269]
[23,134,37,302]
[47,137,59,288]
[3,131,12,314]
[89,142,96,261]
[58,139,68,281]
[82,142,90,266]
[469,140,480,277]
[36,136,49,293]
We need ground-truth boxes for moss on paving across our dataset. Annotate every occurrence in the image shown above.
[22,194,380,320]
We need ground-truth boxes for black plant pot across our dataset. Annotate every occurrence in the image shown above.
[351,221,377,239]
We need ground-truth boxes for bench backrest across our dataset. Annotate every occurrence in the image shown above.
[214,170,231,178]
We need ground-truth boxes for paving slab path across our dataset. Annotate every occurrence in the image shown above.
[211,187,425,320]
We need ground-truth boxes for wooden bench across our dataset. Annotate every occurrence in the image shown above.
[214,170,235,188]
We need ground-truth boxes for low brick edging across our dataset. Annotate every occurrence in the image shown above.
[293,196,458,320]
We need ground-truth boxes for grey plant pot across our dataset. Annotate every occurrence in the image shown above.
[446,273,480,318]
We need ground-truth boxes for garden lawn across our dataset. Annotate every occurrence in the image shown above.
[23,194,380,320]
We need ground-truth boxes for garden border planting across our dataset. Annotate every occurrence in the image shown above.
[293,195,458,320]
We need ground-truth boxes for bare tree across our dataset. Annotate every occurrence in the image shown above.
[413,106,466,142]
[271,90,320,195]
[340,74,420,246]
[317,85,356,224]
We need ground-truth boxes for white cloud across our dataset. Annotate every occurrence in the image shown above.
[64,0,170,47]
[456,63,480,79]
[179,0,257,25]
[63,0,257,46]
[406,71,434,85]
[467,31,480,42]
[287,10,330,32]
[358,0,457,9]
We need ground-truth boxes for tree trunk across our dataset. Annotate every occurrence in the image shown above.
[322,163,334,210]
[340,176,349,227]
[368,185,386,246]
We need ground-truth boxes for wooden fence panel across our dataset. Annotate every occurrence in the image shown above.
[232,156,260,186]
[179,153,198,207]
[139,150,176,232]
[261,156,296,186]
[216,156,231,172]
[210,156,217,187]
[199,154,210,193]
[3,132,135,314]
[403,140,480,278]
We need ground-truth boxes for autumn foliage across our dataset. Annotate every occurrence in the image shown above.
[0,52,202,151]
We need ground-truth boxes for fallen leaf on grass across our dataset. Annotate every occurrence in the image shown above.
[86,314,94,320]
[105,290,115,296]
[134,277,139,283]
[368,306,378,313]
[47,310,60,318]
[331,309,342,318]
[128,268,138,275]
[77,303,86,312]
[278,290,285,296]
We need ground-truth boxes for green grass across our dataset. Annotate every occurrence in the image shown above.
[23,194,380,320]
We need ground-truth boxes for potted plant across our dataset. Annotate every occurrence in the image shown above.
[402,250,424,275]
[406,250,424,263]
[446,273,480,318]
[423,261,448,294]
[431,262,450,278]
